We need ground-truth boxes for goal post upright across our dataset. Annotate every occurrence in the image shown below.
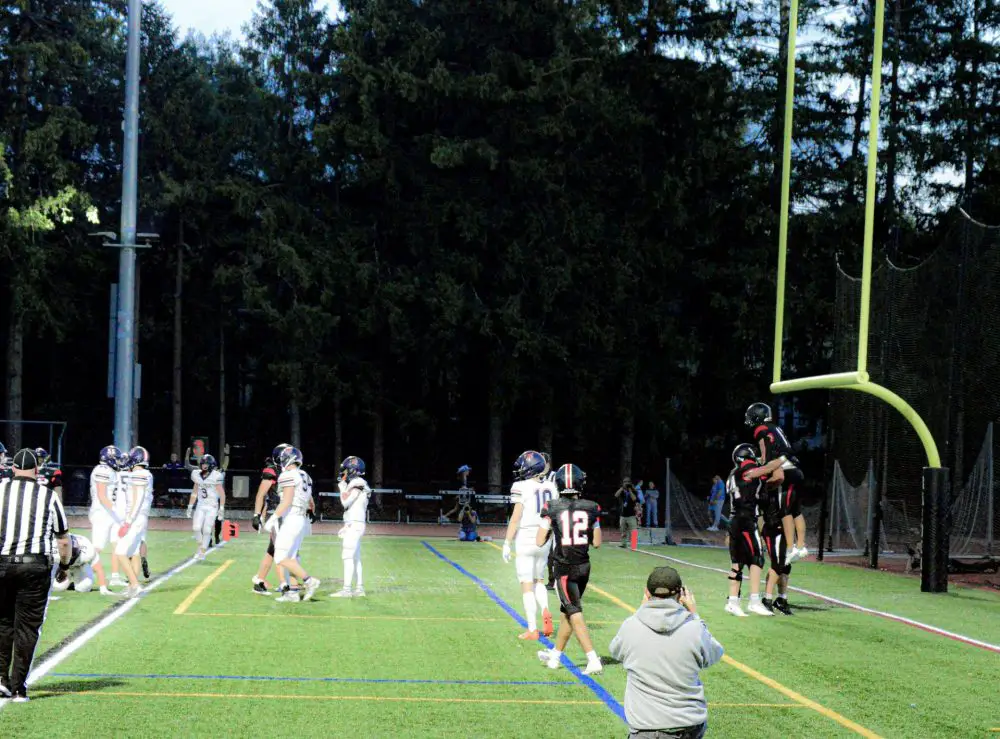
[767,0,950,591]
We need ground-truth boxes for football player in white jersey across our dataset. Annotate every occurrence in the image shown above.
[90,445,127,588]
[502,451,558,639]
[264,447,320,601]
[330,455,371,598]
[52,533,115,595]
[114,446,154,597]
[187,454,226,560]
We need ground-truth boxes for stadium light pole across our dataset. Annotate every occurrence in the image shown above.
[112,0,143,451]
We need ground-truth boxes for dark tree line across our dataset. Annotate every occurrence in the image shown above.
[2,0,1000,490]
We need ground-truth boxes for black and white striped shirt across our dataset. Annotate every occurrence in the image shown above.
[0,476,69,557]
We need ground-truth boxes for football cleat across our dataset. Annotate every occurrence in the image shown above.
[541,608,554,637]
[276,590,301,603]
[748,601,773,617]
[252,581,270,596]
[302,577,321,601]
[517,630,540,641]
[583,660,604,676]
[0,683,10,698]
[773,598,794,616]
[760,597,775,613]
[11,693,29,703]
[329,588,353,598]
[352,587,366,598]
[725,602,748,618]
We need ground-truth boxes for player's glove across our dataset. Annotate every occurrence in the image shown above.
[217,507,225,522]
[252,514,262,531]
[118,521,131,538]
[263,516,279,534]
[54,569,69,584]
[186,505,193,519]
[502,541,512,563]
[307,510,316,523]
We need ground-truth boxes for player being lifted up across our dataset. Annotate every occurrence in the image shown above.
[746,402,808,564]
[725,444,772,617]
[187,454,225,560]
[265,447,321,602]
[536,464,603,676]
[331,455,371,598]
[502,451,558,640]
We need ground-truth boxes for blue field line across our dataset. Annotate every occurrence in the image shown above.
[420,541,626,723]
[48,672,575,687]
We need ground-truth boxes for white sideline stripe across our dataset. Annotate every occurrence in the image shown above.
[0,543,228,710]
[632,547,1000,654]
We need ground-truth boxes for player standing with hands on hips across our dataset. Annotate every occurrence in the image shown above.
[331,456,370,598]
[536,463,603,675]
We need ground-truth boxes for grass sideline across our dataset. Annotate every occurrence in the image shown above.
[0,530,996,737]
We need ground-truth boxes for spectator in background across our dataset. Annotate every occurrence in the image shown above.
[164,453,184,471]
[458,504,480,542]
[645,481,661,528]
[707,475,727,532]
[615,478,642,547]
[609,566,723,739]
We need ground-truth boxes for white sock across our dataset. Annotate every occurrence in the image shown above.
[522,591,538,631]
[343,559,355,590]
[533,582,549,613]
[727,595,739,606]
[750,593,761,604]
[586,650,599,663]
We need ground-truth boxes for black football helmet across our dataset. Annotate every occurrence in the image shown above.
[745,402,772,427]
[554,463,586,496]
[732,443,758,467]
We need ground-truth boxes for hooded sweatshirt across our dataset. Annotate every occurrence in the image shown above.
[609,598,724,731]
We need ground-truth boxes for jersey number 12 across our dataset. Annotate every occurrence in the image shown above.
[559,510,589,546]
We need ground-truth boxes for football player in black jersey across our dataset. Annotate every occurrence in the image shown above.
[746,402,808,565]
[535,463,604,675]
[0,442,11,481]
[760,482,794,615]
[725,444,773,618]
[250,444,293,595]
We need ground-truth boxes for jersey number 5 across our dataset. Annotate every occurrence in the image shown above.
[559,510,589,546]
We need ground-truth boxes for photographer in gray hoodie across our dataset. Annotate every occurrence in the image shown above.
[609,567,724,738]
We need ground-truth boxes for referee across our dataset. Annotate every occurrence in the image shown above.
[0,448,70,703]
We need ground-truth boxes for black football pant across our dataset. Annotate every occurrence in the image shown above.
[0,561,51,695]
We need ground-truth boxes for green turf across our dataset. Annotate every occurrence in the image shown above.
[0,532,997,738]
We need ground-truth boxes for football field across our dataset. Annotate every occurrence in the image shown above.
[1,531,998,738]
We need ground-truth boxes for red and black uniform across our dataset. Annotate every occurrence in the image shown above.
[260,462,279,557]
[38,465,63,496]
[753,421,804,518]
[726,461,764,569]
[541,497,601,617]
[760,482,791,576]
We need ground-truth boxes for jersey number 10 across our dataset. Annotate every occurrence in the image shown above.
[559,510,590,546]
[535,488,552,515]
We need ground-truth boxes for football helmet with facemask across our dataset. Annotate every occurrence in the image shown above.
[745,402,772,427]
[513,451,546,482]
[554,463,586,496]
[340,455,365,481]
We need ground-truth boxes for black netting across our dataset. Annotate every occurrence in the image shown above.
[831,210,1000,557]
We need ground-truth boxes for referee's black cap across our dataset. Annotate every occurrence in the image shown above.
[12,448,38,470]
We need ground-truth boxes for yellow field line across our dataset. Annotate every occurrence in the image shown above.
[173,560,235,615]
[180,611,619,625]
[590,584,883,738]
